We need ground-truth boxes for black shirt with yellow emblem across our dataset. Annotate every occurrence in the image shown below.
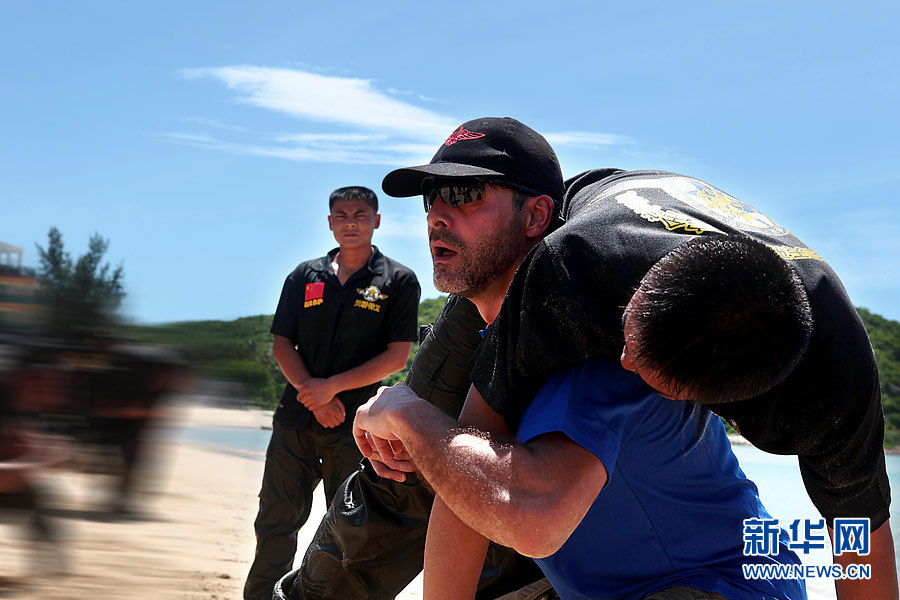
[271,246,419,430]
[471,169,890,527]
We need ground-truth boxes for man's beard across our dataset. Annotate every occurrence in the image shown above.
[430,217,524,299]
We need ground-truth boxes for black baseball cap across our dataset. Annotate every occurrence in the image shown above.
[382,117,564,203]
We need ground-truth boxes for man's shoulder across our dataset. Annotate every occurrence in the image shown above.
[285,254,331,282]
[375,252,419,285]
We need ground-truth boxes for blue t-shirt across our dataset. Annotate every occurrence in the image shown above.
[516,356,807,600]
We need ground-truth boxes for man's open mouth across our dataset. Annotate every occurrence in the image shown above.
[432,245,456,257]
[431,241,459,261]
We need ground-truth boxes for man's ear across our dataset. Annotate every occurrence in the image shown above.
[524,195,555,238]
[327,214,334,231]
[374,213,381,229]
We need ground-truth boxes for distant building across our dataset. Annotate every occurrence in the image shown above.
[0,242,24,272]
[0,242,43,329]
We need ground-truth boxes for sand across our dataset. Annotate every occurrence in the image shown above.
[0,398,422,600]
[0,396,838,600]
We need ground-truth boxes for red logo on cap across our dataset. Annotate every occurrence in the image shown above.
[443,126,485,146]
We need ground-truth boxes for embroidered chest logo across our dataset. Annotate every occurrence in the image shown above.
[443,126,485,146]
[304,282,325,308]
[354,285,388,312]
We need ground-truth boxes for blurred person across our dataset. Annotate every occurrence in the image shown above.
[0,340,68,580]
[244,186,420,600]
[11,331,185,517]
[80,337,186,515]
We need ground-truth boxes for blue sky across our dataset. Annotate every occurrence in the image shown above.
[3,1,898,323]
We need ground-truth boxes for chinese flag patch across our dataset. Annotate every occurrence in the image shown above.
[304,282,325,301]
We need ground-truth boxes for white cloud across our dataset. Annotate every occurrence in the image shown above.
[182,66,454,138]
[157,131,432,166]
[274,133,387,143]
[162,132,219,144]
[181,117,248,133]
[170,66,631,166]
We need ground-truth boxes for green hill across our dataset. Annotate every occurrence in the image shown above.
[858,309,900,445]
[129,300,900,447]
[126,314,281,405]
[129,297,448,407]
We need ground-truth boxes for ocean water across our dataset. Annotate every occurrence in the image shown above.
[172,424,271,458]
[732,445,900,575]
[175,422,900,591]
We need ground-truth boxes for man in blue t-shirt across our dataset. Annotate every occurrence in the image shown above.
[516,355,804,600]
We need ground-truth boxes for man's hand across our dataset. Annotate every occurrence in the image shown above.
[353,384,420,481]
[363,435,411,480]
[296,377,339,411]
[312,397,345,428]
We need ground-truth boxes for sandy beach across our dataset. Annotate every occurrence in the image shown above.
[0,396,421,600]
[0,394,844,600]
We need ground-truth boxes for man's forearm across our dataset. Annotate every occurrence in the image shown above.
[383,396,595,557]
[424,496,490,600]
[356,389,526,546]
[833,521,899,600]
[284,339,413,412]
[273,335,312,388]
[382,398,518,543]
[328,341,412,393]
[355,384,606,557]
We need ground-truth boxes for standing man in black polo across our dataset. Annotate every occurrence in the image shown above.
[244,186,420,600]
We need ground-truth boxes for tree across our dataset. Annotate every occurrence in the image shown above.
[858,308,900,434]
[35,227,125,334]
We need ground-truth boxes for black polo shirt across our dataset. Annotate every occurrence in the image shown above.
[271,246,420,430]
[471,169,889,526]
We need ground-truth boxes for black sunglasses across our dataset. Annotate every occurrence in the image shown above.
[421,177,541,213]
